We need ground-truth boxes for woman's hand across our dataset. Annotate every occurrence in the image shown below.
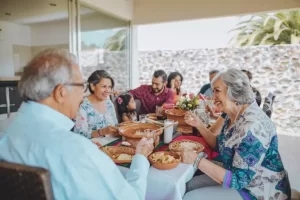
[184,111,205,129]
[181,150,198,164]
[171,79,175,89]
[102,125,119,137]
[205,105,219,120]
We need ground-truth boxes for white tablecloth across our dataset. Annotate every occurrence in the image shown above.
[118,164,195,200]
[94,136,196,200]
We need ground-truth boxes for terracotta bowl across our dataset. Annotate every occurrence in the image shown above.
[118,123,163,148]
[145,113,158,121]
[165,108,188,126]
[169,140,205,153]
[101,146,135,164]
[148,151,181,170]
[116,121,139,128]
[118,123,163,139]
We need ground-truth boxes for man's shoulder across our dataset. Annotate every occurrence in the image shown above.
[129,85,151,95]
[165,87,174,94]
[201,83,211,90]
[199,83,211,94]
[134,85,150,90]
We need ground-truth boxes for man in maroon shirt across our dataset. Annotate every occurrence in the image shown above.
[129,70,174,114]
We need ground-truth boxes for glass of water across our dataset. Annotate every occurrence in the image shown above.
[139,114,146,123]
[164,119,174,144]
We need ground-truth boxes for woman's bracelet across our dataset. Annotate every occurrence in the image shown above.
[98,129,104,137]
[193,152,206,171]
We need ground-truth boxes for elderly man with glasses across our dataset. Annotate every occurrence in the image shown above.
[0,49,154,200]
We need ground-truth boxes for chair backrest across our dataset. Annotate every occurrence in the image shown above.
[262,92,275,118]
[111,93,142,123]
[0,161,54,200]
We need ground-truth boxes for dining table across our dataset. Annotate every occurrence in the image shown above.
[92,128,219,200]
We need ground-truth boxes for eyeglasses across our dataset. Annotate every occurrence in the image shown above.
[64,82,88,92]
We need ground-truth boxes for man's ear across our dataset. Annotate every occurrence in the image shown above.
[53,84,67,103]
[163,81,167,87]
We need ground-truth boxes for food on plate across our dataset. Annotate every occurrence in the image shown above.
[135,130,146,135]
[178,142,199,150]
[150,152,179,164]
[121,141,131,146]
[135,129,156,136]
[112,153,133,160]
[101,146,135,163]
[169,140,204,152]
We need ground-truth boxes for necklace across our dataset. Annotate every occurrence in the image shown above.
[228,104,243,130]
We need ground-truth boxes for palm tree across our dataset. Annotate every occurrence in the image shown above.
[103,29,127,51]
[229,10,300,47]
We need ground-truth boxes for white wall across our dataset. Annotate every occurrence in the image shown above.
[30,20,69,46]
[81,0,133,21]
[0,21,31,77]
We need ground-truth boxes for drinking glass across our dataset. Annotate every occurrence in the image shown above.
[193,108,209,125]
[164,119,174,144]
[139,114,146,123]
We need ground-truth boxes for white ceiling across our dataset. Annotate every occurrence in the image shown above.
[0,0,68,24]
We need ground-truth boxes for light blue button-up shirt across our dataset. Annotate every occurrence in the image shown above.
[0,101,150,200]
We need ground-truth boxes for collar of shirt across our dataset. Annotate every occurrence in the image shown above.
[18,101,74,131]
[149,85,169,95]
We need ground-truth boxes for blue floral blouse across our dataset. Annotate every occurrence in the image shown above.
[218,102,290,200]
[74,97,118,139]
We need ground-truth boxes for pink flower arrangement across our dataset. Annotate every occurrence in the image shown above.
[189,93,195,99]
[117,97,123,104]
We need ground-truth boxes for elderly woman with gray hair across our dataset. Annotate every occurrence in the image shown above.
[182,69,290,200]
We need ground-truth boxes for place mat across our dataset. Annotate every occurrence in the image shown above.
[155,136,219,160]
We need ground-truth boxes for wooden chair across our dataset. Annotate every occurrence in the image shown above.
[0,161,53,200]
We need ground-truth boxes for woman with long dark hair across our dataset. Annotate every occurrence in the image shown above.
[167,72,183,98]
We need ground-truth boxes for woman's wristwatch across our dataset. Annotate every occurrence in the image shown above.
[193,152,207,171]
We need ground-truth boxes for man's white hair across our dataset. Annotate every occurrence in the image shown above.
[18,48,78,102]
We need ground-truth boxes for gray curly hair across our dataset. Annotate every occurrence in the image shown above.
[18,48,78,102]
[211,68,255,105]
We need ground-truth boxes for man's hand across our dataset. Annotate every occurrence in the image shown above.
[136,137,154,157]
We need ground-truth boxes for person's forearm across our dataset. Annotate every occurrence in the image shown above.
[198,158,226,184]
[208,117,225,135]
[123,154,150,199]
[91,128,106,138]
[196,125,217,149]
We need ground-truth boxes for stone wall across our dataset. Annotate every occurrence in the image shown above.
[138,45,300,136]
[81,50,130,91]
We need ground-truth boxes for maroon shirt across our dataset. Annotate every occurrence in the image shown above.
[129,85,174,114]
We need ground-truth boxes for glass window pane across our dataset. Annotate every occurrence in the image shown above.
[80,5,130,92]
